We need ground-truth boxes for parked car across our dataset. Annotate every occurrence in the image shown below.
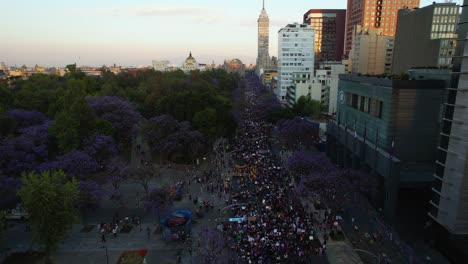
[5,204,29,220]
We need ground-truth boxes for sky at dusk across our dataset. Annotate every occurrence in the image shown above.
[0,0,462,67]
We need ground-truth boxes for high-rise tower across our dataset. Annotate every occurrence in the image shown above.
[344,0,420,58]
[257,0,270,75]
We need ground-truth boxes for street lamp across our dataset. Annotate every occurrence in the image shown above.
[101,246,109,264]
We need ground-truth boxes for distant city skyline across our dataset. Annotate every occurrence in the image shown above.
[0,0,461,67]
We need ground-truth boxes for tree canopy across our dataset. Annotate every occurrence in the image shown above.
[17,170,79,255]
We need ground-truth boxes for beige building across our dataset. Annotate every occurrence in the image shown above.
[223,59,245,77]
[344,0,420,57]
[348,25,394,75]
[392,3,458,74]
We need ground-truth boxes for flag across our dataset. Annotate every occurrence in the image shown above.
[363,123,367,143]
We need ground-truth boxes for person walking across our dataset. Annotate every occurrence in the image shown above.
[147,226,151,239]
[101,233,106,243]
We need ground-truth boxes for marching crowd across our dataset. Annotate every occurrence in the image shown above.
[220,81,327,263]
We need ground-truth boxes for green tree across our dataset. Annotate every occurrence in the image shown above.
[17,170,79,258]
[49,79,101,152]
[292,95,323,119]
[193,108,217,140]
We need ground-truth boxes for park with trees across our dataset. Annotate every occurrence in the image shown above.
[0,66,239,263]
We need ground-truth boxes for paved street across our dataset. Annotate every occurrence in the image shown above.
[3,160,229,264]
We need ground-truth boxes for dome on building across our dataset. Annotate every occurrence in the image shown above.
[183,51,199,72]
[185,52,196,63]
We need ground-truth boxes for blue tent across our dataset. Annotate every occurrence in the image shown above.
[160,209,192,241]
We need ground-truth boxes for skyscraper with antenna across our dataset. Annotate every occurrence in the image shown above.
[256,0,271,75]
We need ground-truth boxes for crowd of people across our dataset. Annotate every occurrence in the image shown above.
[219,80,327,263]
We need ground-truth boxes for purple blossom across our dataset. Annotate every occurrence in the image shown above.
[7,109,48,129]
[86,96,141,144]
[274,117,320,149]
[106,158,129,194]
[195,227,228,264]
[84,133,118,162]
[144,188,172,221]
[77,180,105,210]
[39,150,101,178]
[0,121,52,175]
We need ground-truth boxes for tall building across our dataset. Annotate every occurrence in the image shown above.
[303,9,347,62]
[257,0,270,75]
[344,0,420,57]
[348,25,394,75]
[429,0,468,237]
[277,23,315,103]
[327,74,445,218]
[392,3,458,74]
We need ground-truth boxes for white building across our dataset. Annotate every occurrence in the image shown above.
[286,61,344,114]
[277,23,315,103]
[182,52,199,73]
[152,60,170,72]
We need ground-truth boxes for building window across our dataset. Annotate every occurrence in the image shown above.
[351,94,359,109]
[359,96,366,111]
[364,97,371,113]
[371,99,383,118]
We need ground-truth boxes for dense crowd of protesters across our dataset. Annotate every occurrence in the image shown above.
[219,82,326,263]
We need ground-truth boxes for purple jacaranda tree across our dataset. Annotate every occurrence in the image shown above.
[254,94,282,119]
[274,117,320,150]
[86,96,141,146]
[0,177,23,209]
[185,130,205,163]
[288,151,338,177]
[143,115,179,160]
[77,180,105,225]
[194,227,228,264]
[175,121,205,163]
[39,150,101,180]
[144,115,206,163]
[0,121,52,176]
[106,158,129,200]
[77,181,105,211]
[133,162,158,197]
[7,109,48,130]
[84,133,118,164]
[144,188,172,223]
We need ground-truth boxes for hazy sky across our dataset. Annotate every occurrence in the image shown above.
[0,0,462,67]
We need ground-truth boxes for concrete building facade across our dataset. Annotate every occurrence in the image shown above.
[152,60,170,72]
[277,23,315,103]
[344,0,420,57]
[327,74,445,218]
[303,9,347,62]
[392,3,458,74]
[286,62,344,113]
[429,0,468,237]
[348,25,394,75]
